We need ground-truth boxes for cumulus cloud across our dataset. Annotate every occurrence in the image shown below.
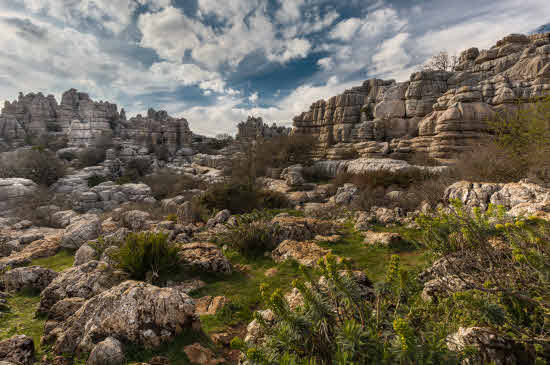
[330,18,362,41]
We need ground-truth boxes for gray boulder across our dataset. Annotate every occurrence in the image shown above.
[60,214,101,249]
[0,335,34,365]
[2,266,58,293]
[73,244,98,266]
[87,337,125,365]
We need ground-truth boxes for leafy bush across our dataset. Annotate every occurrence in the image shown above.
[216,211,279,256]
[142,170,204,200]
[87,174,108,188]
[236,255,461,364]
[416,201,550,351]
[199,183,289,215]
[110,232,179,284]
[0,147,66,186]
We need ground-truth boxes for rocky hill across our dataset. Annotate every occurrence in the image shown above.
[293,32,550,161]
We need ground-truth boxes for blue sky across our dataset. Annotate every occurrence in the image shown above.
[0,0,548,136]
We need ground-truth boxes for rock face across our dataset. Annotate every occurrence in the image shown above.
[0,90,193,154]
[2,266,58,292]
[43,280,199,355]
[292,32,550,161]
[0,335,34,365]
[87,337,125,365]
[272,240,330,267]
[236,116,291,141]
[60,214,101,249]
[0,178,37,217]
[178,243,232,274]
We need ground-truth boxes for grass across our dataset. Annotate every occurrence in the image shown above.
[0,289,46,359]
[315,222,427,282]
[29,249,75,271]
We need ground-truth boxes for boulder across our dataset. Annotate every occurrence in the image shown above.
[206,209,230,228]
[0,235,61,271]
[37,260,129,316]
[271,216,336,243]
[44,281,199,355]
[272,240,331,267]
[122,210,151,231]
[178,243,231,274]
[333,184,359,205]
[362,231,403,246]
[183,343,224,365]
[0,178,37,217]
[281,165,305,187]
[48,297,87,321]
[73,244,98,266]
[446,327,534,364]
[0,335,34,365]
[87,337,125,365]
[194,296,229,315]
[2,266,58,293]
[60,214,101,249]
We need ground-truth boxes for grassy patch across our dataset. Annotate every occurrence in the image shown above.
[0,289,46,358]
[316,222,427,282]
[30,249,74,272]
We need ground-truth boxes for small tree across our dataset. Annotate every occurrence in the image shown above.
[421,51,458,72]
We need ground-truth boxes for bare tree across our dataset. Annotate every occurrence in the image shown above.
[421,51,458,72]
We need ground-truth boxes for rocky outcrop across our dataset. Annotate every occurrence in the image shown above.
[292,32,550,161]
[178,243,232,274]
[2,266,58,292]
[87,337,125,365]
[312,158,446,178]
[0,178,37,217]
[37,260,129,316]
[121,108,192,155]
[0,335,34,365]
[271,240,330,267]
[236,116,291,141]
[60,214,101,249]
[43,280,199,355]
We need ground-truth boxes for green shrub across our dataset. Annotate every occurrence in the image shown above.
[87,174,108,188]
[142,170,204,200]
[216,211,279,256]
[110,232,179,284]
[199,183,288,215]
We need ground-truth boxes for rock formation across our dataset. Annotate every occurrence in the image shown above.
[293,32,550,161]
[236,116,291,141]
[0,91,192,155]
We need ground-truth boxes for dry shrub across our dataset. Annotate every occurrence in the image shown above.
[78,133,113,167]
[109,202,178,223]
[0,147,66,186]
[142,170,205,200]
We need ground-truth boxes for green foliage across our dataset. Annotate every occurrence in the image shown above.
[110,232,179,283]
[239,255,460,364]
[416,201,550,350]
[216,211,280,256]
[29,250,75,272]
[198,183,289,216]
[86,174,108,188]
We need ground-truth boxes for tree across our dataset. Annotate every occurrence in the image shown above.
[421,51,458,72]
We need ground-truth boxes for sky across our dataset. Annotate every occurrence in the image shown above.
[0,0,548,136]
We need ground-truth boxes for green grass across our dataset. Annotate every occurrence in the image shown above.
[0,289,46,360]
[29,249,75,272]
[316,222,427,282]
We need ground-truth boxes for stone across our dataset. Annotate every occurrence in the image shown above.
[60,214,101,249]
[272,240,331,267]
[0,235,61,271]
[122,210,151,231]
[19,233,44,245]
[446,327,534,364]
[74,244,98,266]
[44,281,199,355]
[3,266,58,292]
[48,297,86,321]
[178,243,232,274]
[183,343,225,364]
[206,209,230,228]
[362,231,403,246]
[281,165,305,187]
[37,260,129,316]
[51,210,79,228]
[194,296,229,315]
[271,216,336,243]
[0,178,37,217]
[236,116,291,141]
[87,337,125,365]
[0,335,34,365]
[334,183,359,205]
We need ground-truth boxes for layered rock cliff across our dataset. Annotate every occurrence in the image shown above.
[0,90,192,154]
[293,32,550,161]
[236,116,291,141]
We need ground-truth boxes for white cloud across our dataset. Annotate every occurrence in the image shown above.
[372,32,413,80]
[249,92,259,103]
[330,18,362,41]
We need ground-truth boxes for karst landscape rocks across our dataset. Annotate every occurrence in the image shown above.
[0,31,549,364]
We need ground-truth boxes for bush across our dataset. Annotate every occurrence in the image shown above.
[110,232,179,284]
[123,157,151,181]
[87,174,108,188]
[199,183,289,215]
[0,147,66,186]
[142,170,204,200]
[216,211,279,256]
[78,147,106,167]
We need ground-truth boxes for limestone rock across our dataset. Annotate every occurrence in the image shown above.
[281,165,305,187]
[87,337,125,365]
[0,235,61,271]
[178,243,232,274]
[206,209,230,228]
[0,178,37,217]
[44,281,199,355]
[48,297,86,322]
[60,214,101,249]
[74,244,98,266]
[37,260,129,316]
[194,296,230,315]
[121,210,152,231]
[236,116,291,141]
[0,335,34,365]
[362,231,403,246]
[271,216,336,243]
[183,343,224,365]
[3,266,58,293]
[272,240,330,267]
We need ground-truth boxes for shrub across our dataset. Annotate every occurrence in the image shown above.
[199,183,289,215]
[236,255,460,364]
[78,147,106,167]
[216,211,279,256]
[0,147,66,186]
[142,170,204,200]
[87,174,108,188]
[416,201,550,350]
[123,157,151,181]
[110,232,179,284]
